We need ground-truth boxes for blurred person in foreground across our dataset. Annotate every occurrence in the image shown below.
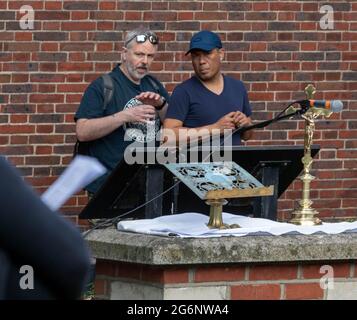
[0,156,91,299]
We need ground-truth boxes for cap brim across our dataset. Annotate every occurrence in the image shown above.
[185,45,216,56]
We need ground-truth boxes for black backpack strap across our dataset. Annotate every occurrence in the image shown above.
[101,74,114,110]
[146,74,160,93]
[73,73,114,158]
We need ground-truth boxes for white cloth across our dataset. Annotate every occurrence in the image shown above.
[117,212,357,238]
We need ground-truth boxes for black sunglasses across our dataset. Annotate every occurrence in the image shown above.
[125,33,159,47]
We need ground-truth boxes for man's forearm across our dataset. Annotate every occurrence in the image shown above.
[76,111,127,142]
[162,124,219,146]
[157,103,168,122]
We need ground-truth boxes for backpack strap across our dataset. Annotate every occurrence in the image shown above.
[101,74,114,110]
[146,74,160,93]
[73,73,114,158]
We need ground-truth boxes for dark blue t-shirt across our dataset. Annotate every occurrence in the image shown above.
[166,75,252,145]
[75,64,169,193]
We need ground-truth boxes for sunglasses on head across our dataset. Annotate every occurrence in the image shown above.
[125,33,159,47]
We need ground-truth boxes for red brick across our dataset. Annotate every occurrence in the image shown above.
[138,266,187,284]
[195,266,245,283]
[45,1,62,10]
[144,11,177,21]
[231,284,281,300]
[276,73,292,81]
[163,269,189,284]
[40,43,59,51]
[115,263,142,280]
[66,94,83,103]
[35,146,52,155]
[250,43,267,51]
[278,12,295,21]
[195,12,227,20]
[285,283,324,300]
[96,260,121,277]
[0,146,33,156]
[97,43,113,51]
[15,32,33,41]
[152,2,168,10]
[201,22,218,31]
[99,1,116,10]
[301,43,317,51]
[4,43,39,52]
[57,84,88,93]
[252,83,268,91]
[36,125,54,134]
[253,2,269,11]
[0,137,10,147]
[62,22,96,31]
[71,12,89,20]
[0,125,35,134]
[30,94,64,103]
[29,135,64,144]
[58,62,93,72]
[125,12,142,20]
[249,265,298,281]
[78,196,89,206]
[343,199,357,208]
[10,136,27,144]
[94,279,107,296]
[25,176,57,186]
[9,1,44,9]
[270,2,301,11]
[203,2,218,10]
[118,1,151,10]
[10,114,27,123]
[249,92,274,101]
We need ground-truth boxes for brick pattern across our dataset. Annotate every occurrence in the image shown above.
[0,1,356,223]
[95,260,357,300]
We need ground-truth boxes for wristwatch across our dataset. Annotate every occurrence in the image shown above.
[156,97,166,110]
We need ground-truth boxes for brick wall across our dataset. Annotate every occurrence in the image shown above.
[95,259,357,300]
[0,1,356,224]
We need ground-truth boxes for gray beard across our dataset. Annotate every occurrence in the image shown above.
[127,63,148,81]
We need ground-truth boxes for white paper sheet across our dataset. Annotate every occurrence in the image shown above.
[117,212,357,238]
[41,155,106,211]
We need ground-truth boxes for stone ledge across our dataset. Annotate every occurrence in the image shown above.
[85,229,357,265]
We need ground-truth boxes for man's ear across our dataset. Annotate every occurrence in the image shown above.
[122,47,127,61]
[219,48,225,61]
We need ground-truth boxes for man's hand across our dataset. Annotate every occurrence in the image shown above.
[135,91,165,109]
[233,111,251,128]
[122,105,156,123]
[211,112,236,131]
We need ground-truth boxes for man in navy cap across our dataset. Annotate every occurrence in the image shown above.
[164,30,253,146]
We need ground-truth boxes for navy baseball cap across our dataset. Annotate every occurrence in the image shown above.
[185,30,223,55]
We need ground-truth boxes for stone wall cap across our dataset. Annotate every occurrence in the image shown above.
[85,229,357,265]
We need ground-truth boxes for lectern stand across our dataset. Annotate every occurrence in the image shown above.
[79,145,320,221]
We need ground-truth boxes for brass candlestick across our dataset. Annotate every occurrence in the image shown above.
[289,84,332,226]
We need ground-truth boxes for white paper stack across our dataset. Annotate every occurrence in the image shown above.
[41,155,106,211]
